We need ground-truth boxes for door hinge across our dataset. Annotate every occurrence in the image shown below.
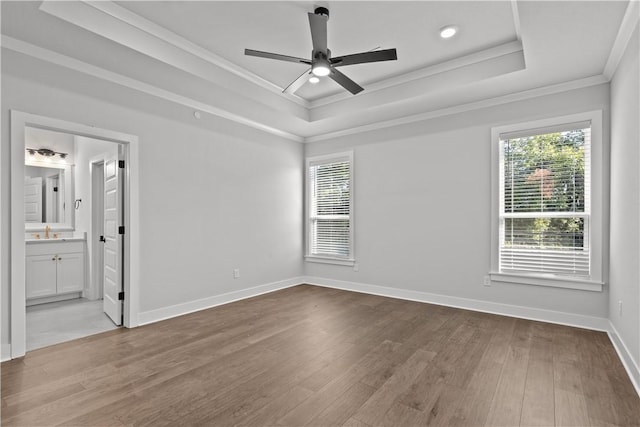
[99,235,106,242]
[118,291,125,301]
[118,226,125,235]
[118,160,125,169]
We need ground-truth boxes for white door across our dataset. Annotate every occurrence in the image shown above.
[24,176,42,223]
[103,158,122,325]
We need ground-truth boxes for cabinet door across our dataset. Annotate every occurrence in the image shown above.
[57,252,85,294]
[26,255,58,299]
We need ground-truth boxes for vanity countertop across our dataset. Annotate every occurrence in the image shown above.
[25,237,85,244]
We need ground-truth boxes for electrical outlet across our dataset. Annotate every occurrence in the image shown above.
[483,275,491,287]
[233,268,240,279]
[353,263,359,272]
[618,300,623,316]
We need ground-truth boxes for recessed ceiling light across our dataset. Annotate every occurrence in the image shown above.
[308,76,320,84]
[439,25,458,39]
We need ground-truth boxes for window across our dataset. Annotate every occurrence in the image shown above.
[491,112,603,291]
[306,152,354,265]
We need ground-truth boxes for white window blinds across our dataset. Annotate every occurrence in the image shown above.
[307,153,353,260]
[499,121,591,277]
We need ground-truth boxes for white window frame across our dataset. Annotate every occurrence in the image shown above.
[305,151,355,266]
[490,111,604,292]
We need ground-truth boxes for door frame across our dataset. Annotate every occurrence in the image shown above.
[10,111,140,359]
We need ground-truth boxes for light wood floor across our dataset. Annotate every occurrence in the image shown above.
[2,285,639,426]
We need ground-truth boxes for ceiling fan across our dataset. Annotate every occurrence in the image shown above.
[245,7,397,95]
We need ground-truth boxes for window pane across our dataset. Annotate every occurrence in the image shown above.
[311,218,350,256]
[503,217,586,250]
[314,162,350,216]
[499,122,591,279]
[503,129,586,213]
[308,155,352,259]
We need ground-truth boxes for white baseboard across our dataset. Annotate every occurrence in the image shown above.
[1,344,11,362]
[608,323,640,397]
[302,276,611,332]
[137,277,303,325]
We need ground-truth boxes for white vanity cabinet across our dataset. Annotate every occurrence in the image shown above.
[26,240,85,301]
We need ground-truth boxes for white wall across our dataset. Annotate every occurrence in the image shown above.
[1,55,304,356]
[610,23,640,372]
[305,84,611,321]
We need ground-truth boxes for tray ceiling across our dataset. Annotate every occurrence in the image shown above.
[0,1,634,141]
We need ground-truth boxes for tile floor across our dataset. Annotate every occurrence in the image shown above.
[26,298,119,351]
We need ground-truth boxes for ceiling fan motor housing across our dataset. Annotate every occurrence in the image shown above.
[314,7,329,18]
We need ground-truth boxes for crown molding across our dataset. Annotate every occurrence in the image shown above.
[308,40,524,110]
[603,0,640,80]
[510,0,522,41]
[304,74,608,143]
[3,34,607,145]
[1,36,304,142]
[39,0,310,111]
[85,1,310,108]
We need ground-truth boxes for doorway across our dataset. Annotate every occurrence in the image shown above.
[25,139,123,351]
[10,111,140,359]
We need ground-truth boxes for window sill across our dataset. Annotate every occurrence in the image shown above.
[305,256,355,267]
[489,272,603,292]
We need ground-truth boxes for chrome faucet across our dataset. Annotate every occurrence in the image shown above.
[45,225,50,239]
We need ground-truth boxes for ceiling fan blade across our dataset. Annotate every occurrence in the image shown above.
[331,48,397,67]
[328,67,364,95]
[244,49,311,64]
[283,68,312,94]
[308,12,328,53]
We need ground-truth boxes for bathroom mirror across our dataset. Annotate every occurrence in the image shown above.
[24,161,74,231]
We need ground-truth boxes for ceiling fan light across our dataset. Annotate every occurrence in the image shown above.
[308,76,320,84]
[439,25,458,39]
[312,63,331,77]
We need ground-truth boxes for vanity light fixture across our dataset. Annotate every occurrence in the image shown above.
[439,25,458,39]
[26,147,68,159]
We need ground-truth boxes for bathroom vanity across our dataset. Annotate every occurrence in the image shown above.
[25,239,85,305]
